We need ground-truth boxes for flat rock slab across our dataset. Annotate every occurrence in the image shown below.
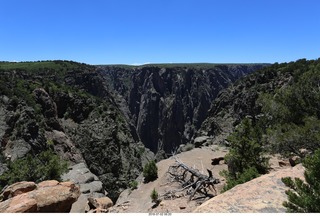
[80,181,103,194]
[194,164,305,213]
[62,163,98,184]
[70,193,109,213]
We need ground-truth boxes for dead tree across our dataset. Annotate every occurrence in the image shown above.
[163,157,220,201]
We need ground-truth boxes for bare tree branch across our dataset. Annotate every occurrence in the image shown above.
[162,157,220,201]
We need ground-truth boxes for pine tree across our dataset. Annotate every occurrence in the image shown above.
[282,148,320,212]
[143,160,158,183]
[221,117,269,191]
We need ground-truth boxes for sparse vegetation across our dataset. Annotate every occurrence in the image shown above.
[150,188,159,203]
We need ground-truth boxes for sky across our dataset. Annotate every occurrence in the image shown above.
[0,0,320,65]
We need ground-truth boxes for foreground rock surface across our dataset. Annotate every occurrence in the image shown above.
[110,146,228,213]
[0,180,80,213]
[194,164,305,213]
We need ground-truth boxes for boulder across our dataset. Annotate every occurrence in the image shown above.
[289,156,301,167]
[62,163,103,194]
[70,194,90,213]
[0,181,80,213]
[80,181,103,194]
[70,192,106,213]
[1,181,37,201]
[88,196,113,210]
[0,193,37,213]
[194,136,209,147]
[62,163,99,184]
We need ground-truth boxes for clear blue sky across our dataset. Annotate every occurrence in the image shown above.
[0,0,319,65]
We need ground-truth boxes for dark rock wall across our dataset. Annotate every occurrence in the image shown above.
[0,66,151,201]
[100,64,265,154]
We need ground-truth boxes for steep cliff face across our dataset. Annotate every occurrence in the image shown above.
[200,58,320,158]
[100,64,266,155]
[198,61,301,144]
[0,61,151,201]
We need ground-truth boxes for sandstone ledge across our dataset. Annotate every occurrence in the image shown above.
[0,180,80,213]
[194,164,305,213]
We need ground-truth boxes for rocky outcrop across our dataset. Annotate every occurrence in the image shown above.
[199,63,292,143]
[61,163,103,195]
[1,181,37,200]
[54,69,151,201]
[1,102,47,160]
[0,61,151,203]
[0,180,80,213]
[61,163,116,213]
[45,130,84,164]
[61,106,149,201]
[33,88,62,131]
[100,64,266,154]
[194,164,305,213]
[88,196,113,213]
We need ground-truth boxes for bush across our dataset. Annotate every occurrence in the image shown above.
[150,188,159,202]
[282,149,320,212]
[221,167,260,192]
[0,150,68,188]
[143,160,158,183]
[129,180,138,190]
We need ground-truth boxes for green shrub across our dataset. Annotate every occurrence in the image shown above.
[221,167,260,192]
[221,118,269,191]
[143,160,158,183]
[282,149,320,212]
[150,188,159,202]
[0,150,68,188]
[129,180,138,190]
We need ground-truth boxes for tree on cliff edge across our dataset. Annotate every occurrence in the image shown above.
[282,148,320,213]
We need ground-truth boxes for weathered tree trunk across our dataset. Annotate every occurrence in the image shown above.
[163,157,220,201]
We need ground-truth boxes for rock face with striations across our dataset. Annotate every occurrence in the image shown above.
[100,64,265,155]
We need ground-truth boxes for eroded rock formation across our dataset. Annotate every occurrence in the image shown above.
[0,180,80,213]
